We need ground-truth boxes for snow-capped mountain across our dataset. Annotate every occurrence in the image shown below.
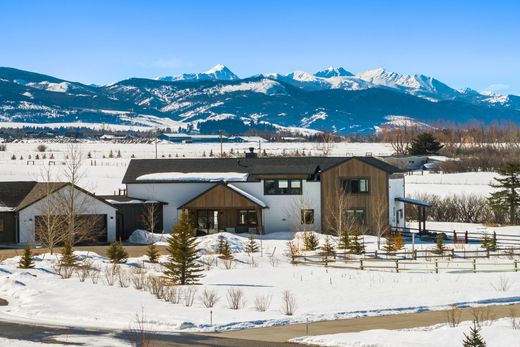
[158,64,239,82]
[1,65,519,135]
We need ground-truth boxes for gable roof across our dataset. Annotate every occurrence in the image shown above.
[16,182,69,211]
[178,183,268,209]
[122,156,401,183]
[0,181,38,211]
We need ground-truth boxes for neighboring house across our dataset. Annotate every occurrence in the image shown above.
[121,153,406,235]
[0,181,117,244]
[159,133,266,144]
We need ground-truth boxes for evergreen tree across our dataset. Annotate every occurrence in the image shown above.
[489,162,520,224]
[106,241,128,264]
[59,241,78,267]
[338,229,350,250]
[320,236,336,258]
[408,132,444,155]
[87,151,92,159]
[217,233,226,254]
[146,244,160,263]
[19,244,35,269]
[435,234,447,255]
[11,154,15,160]
[209,149,214,157]
[244,234,259,253]
[219,240,233,260]
[163,213,204,285]
[348,227,365,255]
[481,233,491,250]
[108,150,114,158]
[304,232,319,251]
[116,150,122,158]
[462,321,487,347]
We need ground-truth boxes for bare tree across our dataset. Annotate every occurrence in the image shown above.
[324,187,357,252]
[286,195,316,250]
[314,131,335,156]
[140,202,161,233]
[371,194,389,250]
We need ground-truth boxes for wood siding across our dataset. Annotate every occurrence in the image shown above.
[320,158,389,234]
[182,185,259,209]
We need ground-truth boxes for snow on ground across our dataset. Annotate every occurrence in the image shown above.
[0,335,130,347]
[2,232,520,333]
[405,171,497,197]
[408,221,520,237]
[290,318,520,347]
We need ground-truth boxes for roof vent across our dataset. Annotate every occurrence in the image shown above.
[245,147,257,159]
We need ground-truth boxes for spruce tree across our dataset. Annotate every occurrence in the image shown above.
[146,244,160,263]
[304,232,319,251]
[59,241,78,267]
[163,213,204,285]
[106,241,128,264]
[338,229,350,250]
[435,234,447,255]
[462,321,487,347]
[383,231,396,254]
[220,240,233,260]
[348,227,365,255]
[320,236,336,258]
[408,132,444,155]
[489,162,520,224]
[217,233,226,255]
[19,244,35,269]
[244,234,259,253]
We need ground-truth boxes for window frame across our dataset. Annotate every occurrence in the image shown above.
[264,179,303,195]
[345,208,366,224]
[341,177,370,194]
[238,209,258,226]
[301,209,315,225]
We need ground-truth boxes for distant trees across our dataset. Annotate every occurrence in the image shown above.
[489,162,520,225]
[408,133,443,155]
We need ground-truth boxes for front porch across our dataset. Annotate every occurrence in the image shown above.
[178,183,267,235]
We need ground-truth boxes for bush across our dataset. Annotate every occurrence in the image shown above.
[37,144,47,152]
[200,288,219,308]
[280,290,297,316]
[254,294,272,312]
[18,244,35,269]
[0,144,6,151]
[227,287,246,310]
[304,232,319,251]
[106,241,128,264]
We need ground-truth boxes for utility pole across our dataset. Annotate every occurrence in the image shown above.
[155,127,158,159]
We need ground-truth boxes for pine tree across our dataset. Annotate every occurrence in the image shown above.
[106,241,128,264]
[116,150,122,158]
[219,240,233,260]
[19,244,35,269]
[244,234,259,253]
[462,321,487,347]
[87,151,92,159]
[146,244,160,263]
[489,162,520,224]
[304,232,319,251]
[408,132,444,155]
[435,234,447,255]
[11,154,15,160]
[109,150,114,158]
[163,213,204,285]
[59,241,78,267]
[348,227,365,255]
[320,236,336,258]
[209,149,214,157]
[481,233,491,250]
[217,233,226,254]
[338,229,350,249]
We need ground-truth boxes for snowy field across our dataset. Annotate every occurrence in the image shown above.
[290,318,520,347]
[2,232,520,334]
[405,171,497,198]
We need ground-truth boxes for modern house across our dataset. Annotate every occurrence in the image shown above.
[122,153,407,235]
[0,181,117,244]
[159,133,267,144]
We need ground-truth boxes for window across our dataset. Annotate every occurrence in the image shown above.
[301,209,315,224]
[264,179,302,195]
[345,209,365,224]
[0,218,4,233]
[238,210,257,225]
[341,178,369,194]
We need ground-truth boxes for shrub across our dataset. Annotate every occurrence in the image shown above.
[37,144,47,152]
[281,290,297,316]
[200,288,219,308]
[304,232,319,251]
[254,294,272,312]
[227,287,246,310]
[18,244,35,269]
[106,241,128,264]
[146,244,160,263]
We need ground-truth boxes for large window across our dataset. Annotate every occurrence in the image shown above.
[238,210,257,225]
[345,209,365,224]
[301,209,315,224]
[264,179,302,195]
[341,178,369,194]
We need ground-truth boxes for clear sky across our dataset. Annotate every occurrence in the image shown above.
[1,0,519,95]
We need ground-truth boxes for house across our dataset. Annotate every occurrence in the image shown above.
[0,181,117,244]
[121,153,407,235]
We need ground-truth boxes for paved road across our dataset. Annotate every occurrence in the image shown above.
[0,320,297,346]
[211,303,520,343]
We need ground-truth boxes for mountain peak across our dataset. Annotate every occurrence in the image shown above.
[158,64,238,82]
[205,64,227,74]
[314,66,353,78]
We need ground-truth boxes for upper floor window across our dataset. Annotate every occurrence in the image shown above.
[341,178,369,194]
[264,179,302,195]
[346,209,365,224]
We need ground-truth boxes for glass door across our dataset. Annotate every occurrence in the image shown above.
[197,210,219,234]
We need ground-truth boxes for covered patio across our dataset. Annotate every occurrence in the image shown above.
[178,183,268,235]
[395,197,432,234]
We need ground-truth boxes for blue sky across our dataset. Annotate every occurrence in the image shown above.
[1,0,519,94]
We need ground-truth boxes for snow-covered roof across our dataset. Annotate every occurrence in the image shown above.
[136,172,249,182]
[227,184,268,208]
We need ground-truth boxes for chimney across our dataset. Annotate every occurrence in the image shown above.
[245,147,257,159]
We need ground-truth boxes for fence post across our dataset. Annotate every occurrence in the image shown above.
[515,260,518,273]
[473,259,476,273]
[486,248,490,259]
[463,248,466,259]
[395,259,399,273]
[453,230,457,244]
[360,259,364,271]
[435,259,438,274]
[451,249,455,260]
[465,231,468,244]
[413,249,417,260]
[375,250,378,259]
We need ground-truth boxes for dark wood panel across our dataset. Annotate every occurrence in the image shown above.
[183,185,258,209]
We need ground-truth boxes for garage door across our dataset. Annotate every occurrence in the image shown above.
[35,214,108,244]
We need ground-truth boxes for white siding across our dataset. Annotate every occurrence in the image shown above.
[127,180,322,234]
[18,186,117,244]
[388,177,405,228]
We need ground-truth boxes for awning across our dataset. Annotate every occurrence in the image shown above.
[395,197,432,207]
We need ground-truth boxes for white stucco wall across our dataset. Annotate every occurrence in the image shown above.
[127,180,322,234]
[388,177,406,228]
[18,186,117,244]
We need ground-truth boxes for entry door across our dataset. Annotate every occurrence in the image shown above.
[197,210,219,234]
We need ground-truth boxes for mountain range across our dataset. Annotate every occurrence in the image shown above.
[1,64,519,135]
